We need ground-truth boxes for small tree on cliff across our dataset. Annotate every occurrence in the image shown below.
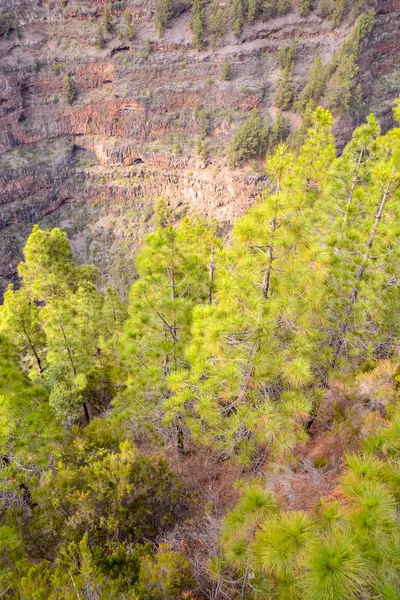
[102,5,113,33]
[299,0,313,16]
[231,0,244,37]
[274,63,294,110]
[96,25,106,49]
[191,0,206,49]
[63,74,78,104]
[209,0,225,48]
[155,0,173,38]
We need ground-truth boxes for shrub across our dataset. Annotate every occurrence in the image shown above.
[51,61,64,75]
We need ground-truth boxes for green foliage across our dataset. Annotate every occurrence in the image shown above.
[166,113,337,462]
[0,335,61,465]
[299,0,313,17]
[51,61,64,75]
[296,56,328,113]
[277,0,292,16]
[231,0,244,37]
[247,0,259,23]
[191,0,206,49]
[154,195,172,227]
[277,41,296,70]
[122,9,136,41]
[209,0,226,47]
[216,404,400,598]
[36,439,182,546]
[155,0,172,38]
[268,109,290,149]
[228,109,269,166]
[102,5,113,33]
[118,219,220,444]
[96,24,106,48]
[18,225,96,301]
[197,135,208,160]
[297,11,375,116]
[274,63,294,110]
[0,284,46,375]
[1,98,400,599]
[63,74,78,104]
[137,543,194,599]
[0,423,186,598]
[221,58,232,81]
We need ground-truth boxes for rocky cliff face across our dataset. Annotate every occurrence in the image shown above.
[0,0,399,296]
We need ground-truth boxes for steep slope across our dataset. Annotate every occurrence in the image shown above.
[0,0,399,295]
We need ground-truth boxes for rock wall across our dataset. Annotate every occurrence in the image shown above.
[0,0,399,296]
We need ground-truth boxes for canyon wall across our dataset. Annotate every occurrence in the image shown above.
[0,0,399,295]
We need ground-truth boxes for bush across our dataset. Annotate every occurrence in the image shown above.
[51,61,64,75]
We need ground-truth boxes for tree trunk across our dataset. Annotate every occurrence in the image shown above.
[261,244,273,299]
[208,250,215,305]
[345,181,390,317]
[335,180,391,357]
[83,400,90,425]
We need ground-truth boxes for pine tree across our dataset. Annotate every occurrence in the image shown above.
[261,0,276,20]
[18,225,96,301]
[166,134,328,462]
[228,109,269,166]
[221,58,232,81]
[247,0,259,23]
[268,110,290,151]
[320,114,400,364]
[63,73,78,104]
[299,0,313,17]
[96,24,106,48]
[102,5,113,33]
[209,0,225,47]
[155,0,173,38]
[191,0,206,49]
[123,9,136,41]
[277,0,292,16]
[277,41,296,70]
[118,219,220,448]
[0,285,46,375]
[231,0,244,37]
[274,63,294,110]
[0,335,60,467]
[296,56,327,114]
